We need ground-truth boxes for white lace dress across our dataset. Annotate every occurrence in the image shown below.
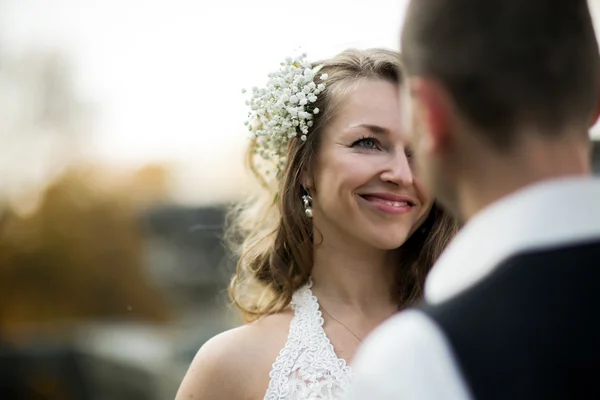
[264,280,353,400]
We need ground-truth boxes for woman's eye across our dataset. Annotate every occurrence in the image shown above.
[352,137,379,150]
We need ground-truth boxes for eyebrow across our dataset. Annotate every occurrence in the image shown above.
[348,124,390,135]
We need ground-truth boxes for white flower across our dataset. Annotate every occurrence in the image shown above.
[241,88,247,94]
[320,73,328,80]
[242,52,327,174]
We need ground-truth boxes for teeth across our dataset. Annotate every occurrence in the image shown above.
[383,200,408,207]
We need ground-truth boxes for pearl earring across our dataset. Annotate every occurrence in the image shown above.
[302,189,313,219]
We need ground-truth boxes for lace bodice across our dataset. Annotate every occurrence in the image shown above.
[264,280,353,400]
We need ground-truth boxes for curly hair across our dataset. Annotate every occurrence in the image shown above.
[226,48,458,322]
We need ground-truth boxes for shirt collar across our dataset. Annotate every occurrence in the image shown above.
[425,177,600,304]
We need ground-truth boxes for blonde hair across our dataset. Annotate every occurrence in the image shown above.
[227,48,458,322]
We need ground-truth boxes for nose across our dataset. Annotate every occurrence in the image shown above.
[379,148,414,186]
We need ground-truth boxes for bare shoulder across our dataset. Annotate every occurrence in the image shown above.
[175,311,293,400]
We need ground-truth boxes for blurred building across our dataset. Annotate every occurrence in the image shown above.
[71,203,237,400]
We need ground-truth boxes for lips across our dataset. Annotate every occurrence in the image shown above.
[359,193,416,214]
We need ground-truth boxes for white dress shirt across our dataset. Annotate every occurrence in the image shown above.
[347,177,600,400]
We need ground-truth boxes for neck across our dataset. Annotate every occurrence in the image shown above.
[457,132,592,221]
[310,238,398,316]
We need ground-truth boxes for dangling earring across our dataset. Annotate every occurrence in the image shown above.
[302,188,313,218]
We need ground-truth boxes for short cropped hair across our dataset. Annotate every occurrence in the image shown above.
[401,0,600,148]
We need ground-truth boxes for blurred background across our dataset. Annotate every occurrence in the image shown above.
[1,0,599,399]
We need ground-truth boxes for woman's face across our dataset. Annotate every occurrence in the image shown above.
[307,79,433,251]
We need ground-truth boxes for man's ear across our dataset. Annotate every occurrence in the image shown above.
[408,77,453,154]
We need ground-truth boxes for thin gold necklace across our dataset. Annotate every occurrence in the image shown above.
[319,304,363,343]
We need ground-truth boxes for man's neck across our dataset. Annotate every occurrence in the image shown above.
[458,134,592,222]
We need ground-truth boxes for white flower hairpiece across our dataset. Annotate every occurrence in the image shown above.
[243,53,327,174]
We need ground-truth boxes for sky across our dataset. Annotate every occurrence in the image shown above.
[0,0,408,203]
[1,0,599,204]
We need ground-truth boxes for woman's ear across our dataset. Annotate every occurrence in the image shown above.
[300,169,314,191]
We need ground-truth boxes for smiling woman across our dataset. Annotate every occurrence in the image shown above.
[311,78,431,252]
[175,49,458,400]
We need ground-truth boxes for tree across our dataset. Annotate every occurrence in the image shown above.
[0,166,171,338]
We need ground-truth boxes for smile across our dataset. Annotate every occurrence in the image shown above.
[359,194,415,215]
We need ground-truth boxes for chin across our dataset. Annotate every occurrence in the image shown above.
[367,231,412,250]
[379,239,410,250]
[352,217,415,250]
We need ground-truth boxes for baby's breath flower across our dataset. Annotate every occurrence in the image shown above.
[243,53,327,175]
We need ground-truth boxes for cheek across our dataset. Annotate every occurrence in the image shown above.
[414,177,434,212]
[413,140,435,186]
[414,146,435,198]
[316,153,374,195]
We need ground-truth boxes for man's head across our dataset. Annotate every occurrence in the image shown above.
[400,0,600,218]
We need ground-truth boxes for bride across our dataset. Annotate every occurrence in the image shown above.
[175,48,457,400]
